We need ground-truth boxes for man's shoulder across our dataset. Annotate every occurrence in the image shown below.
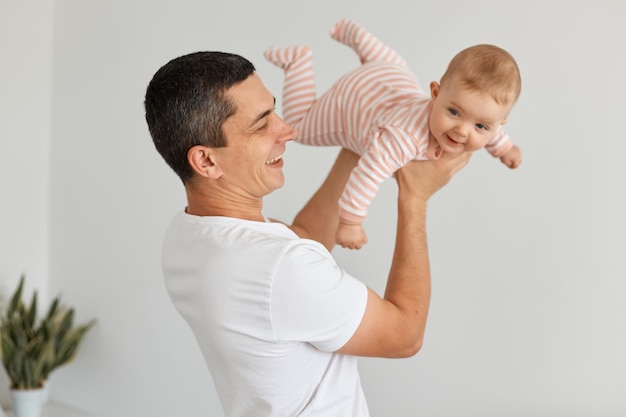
[164,211,327,255]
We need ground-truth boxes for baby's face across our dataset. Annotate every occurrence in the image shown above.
[429,79,511,155]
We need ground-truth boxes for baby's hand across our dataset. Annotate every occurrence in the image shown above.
[336,221,368,250]
[500,145,522,169]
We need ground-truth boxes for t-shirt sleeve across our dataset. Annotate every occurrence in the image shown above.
[269,240,368,352]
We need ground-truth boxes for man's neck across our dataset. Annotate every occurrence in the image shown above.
[185,183,264,221]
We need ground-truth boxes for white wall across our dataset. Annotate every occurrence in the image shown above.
[2,0,625,416]
[0,0,53,407]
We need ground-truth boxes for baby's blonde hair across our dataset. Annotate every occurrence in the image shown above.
[440,44,521,107]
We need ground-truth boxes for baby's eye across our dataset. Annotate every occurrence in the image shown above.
[476,123,488,131]
[447,108,459,116]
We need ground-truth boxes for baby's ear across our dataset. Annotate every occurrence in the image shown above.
[501,118,508,126]
[429,81,440,98]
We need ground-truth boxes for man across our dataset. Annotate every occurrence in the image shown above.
[145,51,468,417]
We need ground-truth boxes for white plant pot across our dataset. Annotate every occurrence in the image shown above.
[9,388,46,417]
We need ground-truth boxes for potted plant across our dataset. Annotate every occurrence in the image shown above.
[0,275,95,417]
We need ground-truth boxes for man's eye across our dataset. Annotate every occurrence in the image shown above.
[447,108,459,116]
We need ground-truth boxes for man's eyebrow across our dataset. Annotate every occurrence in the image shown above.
[249,97,276,128]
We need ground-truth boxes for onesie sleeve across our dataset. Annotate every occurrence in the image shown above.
[270,240,368,352]
[338,126,420,223]
[485,128,514,157]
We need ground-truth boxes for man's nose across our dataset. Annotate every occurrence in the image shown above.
[277,116,297,142]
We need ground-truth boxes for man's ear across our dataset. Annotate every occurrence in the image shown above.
[187,145,222,179]
[430,81,440,99]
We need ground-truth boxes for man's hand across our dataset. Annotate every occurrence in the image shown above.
[395,151,472,201]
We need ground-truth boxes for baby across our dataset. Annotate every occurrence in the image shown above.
[265,19,522,249]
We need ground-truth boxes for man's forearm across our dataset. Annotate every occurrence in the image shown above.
[386,197,431,303]
[290,148,359,250]
[383,175,432,353]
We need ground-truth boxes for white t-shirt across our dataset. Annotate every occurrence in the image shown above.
[162,211,369,417]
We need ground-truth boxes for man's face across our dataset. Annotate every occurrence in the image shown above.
[215,73,297,199]
[429,78,510,155]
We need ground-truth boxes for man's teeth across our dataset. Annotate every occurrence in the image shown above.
[266,155,283,165]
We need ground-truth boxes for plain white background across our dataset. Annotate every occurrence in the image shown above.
[1,0,625,416]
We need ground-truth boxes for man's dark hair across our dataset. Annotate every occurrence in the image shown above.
[144,51,256,182]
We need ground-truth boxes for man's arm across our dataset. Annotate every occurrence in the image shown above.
[337,152,470,357]
[289,148,360,251]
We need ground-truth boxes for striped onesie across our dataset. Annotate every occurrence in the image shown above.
[265,19,513,225]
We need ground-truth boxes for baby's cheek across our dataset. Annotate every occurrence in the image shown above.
[473,136,493,151]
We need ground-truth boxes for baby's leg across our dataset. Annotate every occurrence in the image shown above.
[264,46,316,128]
[330,19,407,67]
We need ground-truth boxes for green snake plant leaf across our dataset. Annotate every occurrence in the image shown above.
[0,276,96,389]
[26,291,38,332]
[7,275,25,318]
